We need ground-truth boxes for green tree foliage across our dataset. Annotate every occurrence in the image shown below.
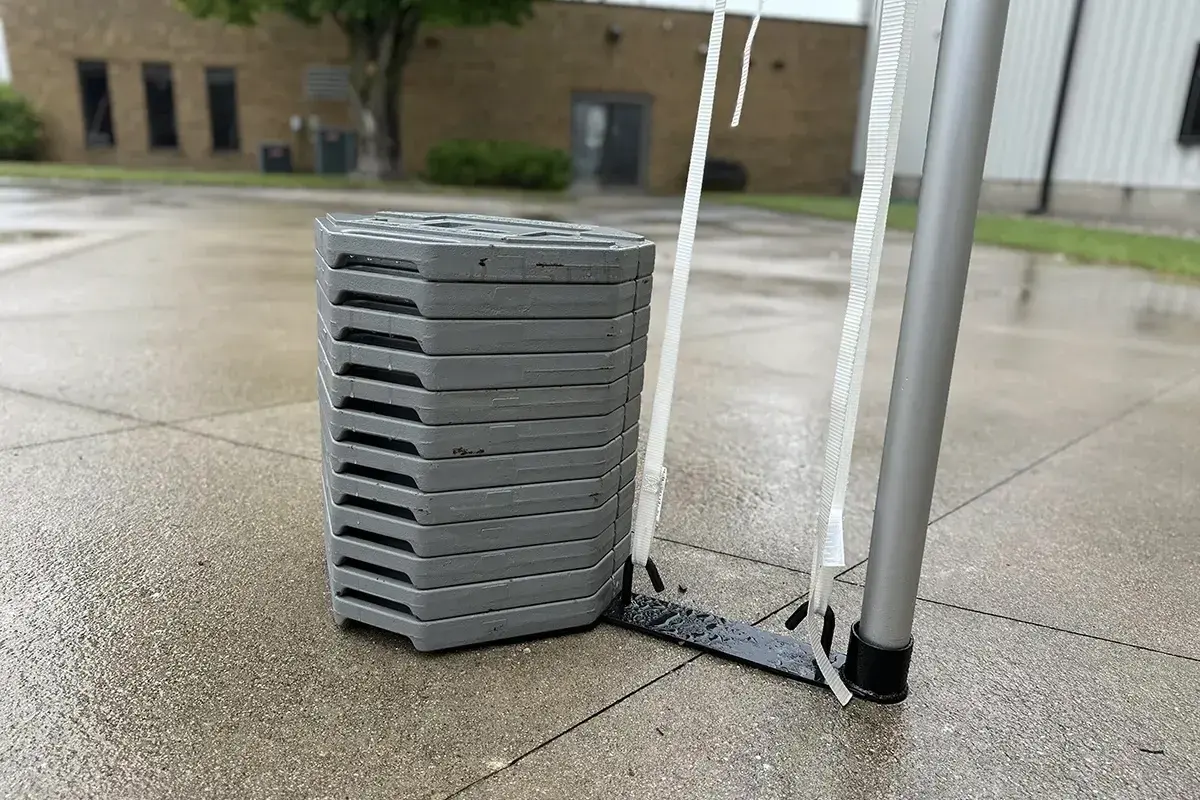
[178,0,534,178]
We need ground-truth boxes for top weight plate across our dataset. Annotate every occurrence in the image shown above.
[315,212,655,284]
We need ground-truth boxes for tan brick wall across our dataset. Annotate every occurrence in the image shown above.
[2,0,353,172]
[2,0,865,192]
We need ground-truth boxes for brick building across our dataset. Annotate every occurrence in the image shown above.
[0,0,866,193]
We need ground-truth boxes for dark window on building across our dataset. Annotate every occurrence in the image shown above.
[142,62,179,149]
[206,67,240,152]
[77,60,115,148]
[1180,43,1200,145]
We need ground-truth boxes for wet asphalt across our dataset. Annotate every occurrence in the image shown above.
[1,182,1198,799]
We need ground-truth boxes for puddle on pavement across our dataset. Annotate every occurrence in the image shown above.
[694,267,850,300]
[986,252,1200,344]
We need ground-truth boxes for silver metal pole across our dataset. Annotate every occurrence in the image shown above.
[843,0,1012,702]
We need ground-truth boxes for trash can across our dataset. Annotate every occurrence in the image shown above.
[313,128,357,175]
[258,142,293,173]
[316,212,654,651]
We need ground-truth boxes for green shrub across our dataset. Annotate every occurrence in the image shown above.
[0,86,42,161]
[426,140,571,191]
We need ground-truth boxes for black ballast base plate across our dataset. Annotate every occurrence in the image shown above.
[602,593,847,686]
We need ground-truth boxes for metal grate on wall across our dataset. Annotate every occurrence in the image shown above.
[305,65,350,101]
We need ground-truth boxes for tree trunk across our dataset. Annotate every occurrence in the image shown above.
[346,23,385,181]
[362,73,389,181]
[344,10,419,181]
[386,14,419,179]
[384,59,403,178]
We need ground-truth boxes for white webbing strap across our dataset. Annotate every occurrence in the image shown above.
[805,0,917,706]
[631,0,729,566]
[731,0,764,127]
[631,0,917,708]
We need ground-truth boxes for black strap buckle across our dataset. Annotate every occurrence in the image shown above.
[619,556,666,604]
[784,601,836,657]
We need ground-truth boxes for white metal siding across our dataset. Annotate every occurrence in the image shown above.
[860,0,1200,191]
[1054,0,1200,189]
[0,19,10,84]
[983,0,1075,182]
[848,0,940,175]
[849,0,880,172]
[888,0,950,178]
[872,0,1072,182]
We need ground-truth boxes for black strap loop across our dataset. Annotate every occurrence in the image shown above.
[784,601,836,657]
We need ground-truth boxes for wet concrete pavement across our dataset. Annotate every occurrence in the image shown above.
[1,184,1198,799]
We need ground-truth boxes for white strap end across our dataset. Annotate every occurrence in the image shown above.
[731,1,765,127]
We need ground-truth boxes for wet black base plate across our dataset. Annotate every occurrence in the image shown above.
[601,593,846,686]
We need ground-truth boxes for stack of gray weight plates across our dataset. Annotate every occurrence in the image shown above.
[316,211,652,651]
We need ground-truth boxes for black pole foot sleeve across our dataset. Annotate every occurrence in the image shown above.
[840,622,912,705]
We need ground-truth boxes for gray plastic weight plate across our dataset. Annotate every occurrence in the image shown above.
[619,450,638,487]
[634,306,652,341]
[324,446,637,529]
[622,423,641,460]
[325,457,623,524]
[328,491,628,561]
[326,470,628,556]
[326,511,632,590]
[327,532,631,622]
[619,476,635,516]
[321,412,625,493]
[317,255,653,320]
[319,342,644,425]
[331,567,622,652]
[316,212,654,284]
[616,506,633,539]
[319,316,646,391]
[319,369,640,459]
[317,280,648,355]
[320,460,635,560]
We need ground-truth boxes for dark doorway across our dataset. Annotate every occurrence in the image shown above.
[570,94,649,189]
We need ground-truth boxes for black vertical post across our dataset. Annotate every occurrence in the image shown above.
[1031,0,1088,216]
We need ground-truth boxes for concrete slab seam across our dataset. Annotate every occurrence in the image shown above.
[0,230,141,279]
[0,424,159,455]
[163,425,321,464]
[437,590,811,800]
[909,595,1200,664]
[656,535,810,577]
[836,366,1200,588]
[0,382,146,424]
[166,397,317,426]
